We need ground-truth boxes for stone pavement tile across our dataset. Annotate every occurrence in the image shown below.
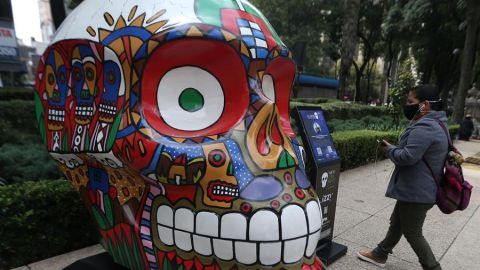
[440,205,480,270]
[333,206,371,237]
[335,215,453,264]
[26,244,104,270]
[337,216,389,250]
[328,237,421,270]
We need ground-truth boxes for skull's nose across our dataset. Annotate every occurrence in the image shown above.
[239,175,283,201]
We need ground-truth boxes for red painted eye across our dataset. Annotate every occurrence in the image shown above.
[141,39,249,137]
[263,57,296,137]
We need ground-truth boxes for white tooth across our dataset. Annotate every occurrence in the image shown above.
[259,242,281,266]
[196,211,219,237]
[157,225,174,246]
[174,230,192,251]
[213,239,233,261]
[157,205,173,227]
[305,231,321,257]
[281,205,308,240]
[193,235,212,256]
[175,208,194,233]
[306,200,323,233]
[235,241,257,265]
[283,237,307,264]
[221,213,247,240]
[250,210,279,241]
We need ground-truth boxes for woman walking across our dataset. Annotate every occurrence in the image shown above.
[357,85,446,270]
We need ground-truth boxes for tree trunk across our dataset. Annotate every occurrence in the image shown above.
[50,0,67,29]
[338,0,361,99]
[453,0,480,123]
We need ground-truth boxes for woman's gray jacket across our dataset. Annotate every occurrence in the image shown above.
[385,111,449,204]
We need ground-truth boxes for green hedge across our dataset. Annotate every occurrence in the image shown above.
[0,144,62,184]
[332,130,400,170]
[0,87,35,101]
[290,101,394,121]
[332,125,460,171]
[0,180,98,269]
[0,100,38,135]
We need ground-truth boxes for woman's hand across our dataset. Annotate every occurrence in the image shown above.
[382,140,392,152]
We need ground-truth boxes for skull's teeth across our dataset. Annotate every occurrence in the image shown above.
[212,185,239,196]
[48,109,65,122]
[75,106,94,116]
[99,104,117,115]
[153,200,323,265]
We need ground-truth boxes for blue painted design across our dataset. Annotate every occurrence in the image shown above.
[102,27,152,45]
[207,28,224,40]
[292,140,306,171]
[296,168,311,189]
[116,125,137,138]
[224,139,254,190]
[240,54,250,70]
[250,93,261,104]
[257,48,269,59]
[237,19,250,27]
[88,166,109,193]
[240,175,283,201]
[252,29,265,39]
[243,37,256,47]
[166,30,185,41]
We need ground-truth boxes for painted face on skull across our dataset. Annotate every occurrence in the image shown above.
[35,1,324,269]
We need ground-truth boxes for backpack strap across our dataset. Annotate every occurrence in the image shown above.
[434,120,456,151]
[423,119,451,186]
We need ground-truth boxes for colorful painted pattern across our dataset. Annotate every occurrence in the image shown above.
[35,1,325,269]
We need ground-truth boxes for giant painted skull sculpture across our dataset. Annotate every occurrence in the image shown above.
[35,1,324,269]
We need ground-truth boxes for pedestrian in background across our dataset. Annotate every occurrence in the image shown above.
[357,85,447,270]
[459,114,474,141]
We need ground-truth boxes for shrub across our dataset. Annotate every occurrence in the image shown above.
[332,125,462,171]
[332,130,400,170]
[0,87,35,101]
[0,180,98,269]
[0,144,62,184]
[0,100,38,135]
[290,101,394,121]
[329,116,410,132]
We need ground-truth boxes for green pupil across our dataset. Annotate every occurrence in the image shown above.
[179,88,204,112]
[214,154,221,162]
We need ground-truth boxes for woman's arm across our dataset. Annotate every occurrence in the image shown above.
[386,122,434,166]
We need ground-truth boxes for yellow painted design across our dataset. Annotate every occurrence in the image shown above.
[128,5,138,21]
[246,103,298,170]
[186,26,203,37]
[221,29,237,42]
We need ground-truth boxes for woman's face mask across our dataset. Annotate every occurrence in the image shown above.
[403,103,421,120]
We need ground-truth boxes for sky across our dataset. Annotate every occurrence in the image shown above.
[11,0,42,46]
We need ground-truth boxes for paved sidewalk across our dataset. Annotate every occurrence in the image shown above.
[329,140,480,270]
[15,141,480,270]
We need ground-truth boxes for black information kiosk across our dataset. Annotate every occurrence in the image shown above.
[294,106,347,266]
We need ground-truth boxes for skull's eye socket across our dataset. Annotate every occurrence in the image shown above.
[73,67,82,81]
[141,38,249,137]
[47,73,55,85]
[107,71,115,84]
[58,72,65,84]
[86,68,94,81]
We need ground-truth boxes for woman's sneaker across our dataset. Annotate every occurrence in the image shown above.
[357,251,386,267]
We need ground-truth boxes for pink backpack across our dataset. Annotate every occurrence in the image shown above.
[424,120,473,214]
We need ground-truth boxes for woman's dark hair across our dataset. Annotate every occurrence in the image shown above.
[410,84,444,111]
